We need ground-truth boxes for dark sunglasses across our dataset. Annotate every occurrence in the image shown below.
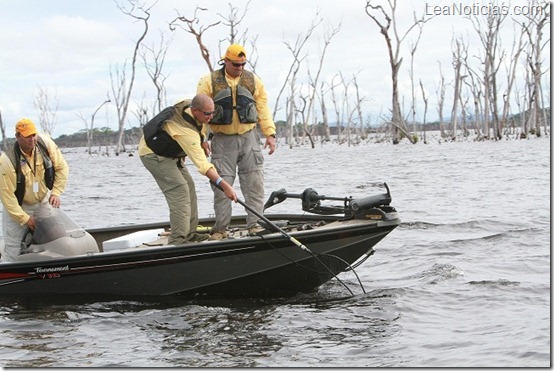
[231,61,247,67]
[192,106,215,116]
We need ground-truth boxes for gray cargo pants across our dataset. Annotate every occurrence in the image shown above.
[210,129,264,231]
[140,154,199,245]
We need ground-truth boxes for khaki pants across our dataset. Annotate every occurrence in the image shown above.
[1,197,47,262]
[210,129,265,231]
[140,154,199,245]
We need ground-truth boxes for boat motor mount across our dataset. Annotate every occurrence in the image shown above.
[264,183,394,217]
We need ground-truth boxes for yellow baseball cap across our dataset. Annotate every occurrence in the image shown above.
[15,118,38,137]
[224,44,247,62]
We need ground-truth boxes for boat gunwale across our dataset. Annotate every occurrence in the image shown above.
[0,213,400,271]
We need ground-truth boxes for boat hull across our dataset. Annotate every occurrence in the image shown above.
[0,213,399,298]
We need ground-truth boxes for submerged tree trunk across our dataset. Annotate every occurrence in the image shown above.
[112,0,152,155]
[365,0,431,144]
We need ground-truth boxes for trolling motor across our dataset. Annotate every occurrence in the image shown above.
[264,187,351,215]
[264,182,394,219]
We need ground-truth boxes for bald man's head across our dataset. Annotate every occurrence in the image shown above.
[190,93,215,123]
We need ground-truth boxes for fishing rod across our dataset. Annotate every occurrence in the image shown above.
[211,181,361,296]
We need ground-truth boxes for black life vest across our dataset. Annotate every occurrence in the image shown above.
[142,101,204,158]
[7,135,55,206]
[210,67,258,125]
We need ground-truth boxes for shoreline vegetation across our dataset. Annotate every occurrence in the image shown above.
[0,106,550,155]
[48,106,554,151]
[25,122,554,157]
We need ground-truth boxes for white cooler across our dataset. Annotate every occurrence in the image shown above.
[102,228,165,251]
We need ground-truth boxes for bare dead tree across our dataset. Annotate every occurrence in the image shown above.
[327,73,368,144]
[459,95,470,138]
[343,83,358,146]
[169,6,221,72]
[216,2,259,74]
[273,11,322,120]
[98,126,114,156]
[111,0,152,155]
[407,20,425,135]
[519,2,550,137]
[245,35,259,72]
[338,72,355,146]
[469,10,507,140]
[132,93,150,129]
[329,74,343,143]
[169,2,255,74]
[284,96,294,147]
[463,68,485,140]
[124,93,148,148]
[109,61,128,151]
[419,79,428,144]
[352,75,367,140]
[285,58,302,148]
[435,62,448,139]
[295,93,315,148]
[319,82,331,142]
[33,86,59,135]
[449,36,468,140]
[301,22,341,144]
[365,0,433,144]
[500,23,526,138]
[513,76,529,137]
[76,96,111,155]
[217,1,251,45]
[140,31,172,113]
[90,97,111,154]
[459,42,488,140]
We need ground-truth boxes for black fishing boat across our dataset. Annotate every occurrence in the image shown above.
[0,183,400,298]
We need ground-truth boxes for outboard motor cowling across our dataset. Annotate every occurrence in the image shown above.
[17,203,99,261]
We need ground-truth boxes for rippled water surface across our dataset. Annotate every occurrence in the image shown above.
[0,137,550,367]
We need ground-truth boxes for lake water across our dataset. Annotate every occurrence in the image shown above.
[0,136,550,367]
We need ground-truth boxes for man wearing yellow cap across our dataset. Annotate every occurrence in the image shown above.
[0,118,69,261]
[197,44,277,240]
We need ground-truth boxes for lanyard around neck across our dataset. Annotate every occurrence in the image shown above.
[24,147,37,176]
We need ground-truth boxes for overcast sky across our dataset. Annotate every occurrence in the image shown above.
[1,0,549,138]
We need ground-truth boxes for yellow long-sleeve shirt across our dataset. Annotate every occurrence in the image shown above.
[197,69,276,138]
[0,134,69,225]
[138,106,215,176]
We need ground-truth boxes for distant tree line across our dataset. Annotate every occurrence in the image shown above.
[2,105,545,152]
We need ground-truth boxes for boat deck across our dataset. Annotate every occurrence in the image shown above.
[105,218,373,252]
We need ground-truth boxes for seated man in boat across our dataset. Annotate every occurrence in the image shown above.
[0,118,69,262]
[139,93,238,245]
